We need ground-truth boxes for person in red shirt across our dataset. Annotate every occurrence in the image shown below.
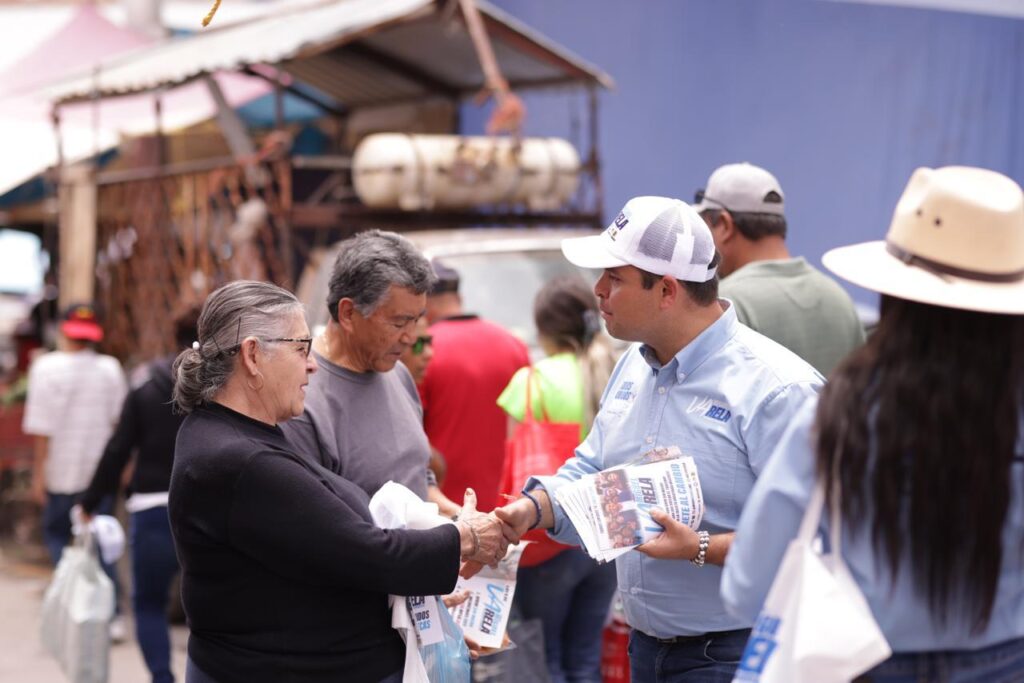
[420,261,529,512]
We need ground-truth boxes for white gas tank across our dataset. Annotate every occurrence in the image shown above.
[352,133,581,211]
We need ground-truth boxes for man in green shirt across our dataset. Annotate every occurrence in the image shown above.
[692,162,864,375]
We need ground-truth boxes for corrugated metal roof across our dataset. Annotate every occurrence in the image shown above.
[45,0,613,107]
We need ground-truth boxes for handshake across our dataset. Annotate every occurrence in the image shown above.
[452,488,545,578]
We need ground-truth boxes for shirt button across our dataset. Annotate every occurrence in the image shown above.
[645,436,654,444]
[658,387,666,395]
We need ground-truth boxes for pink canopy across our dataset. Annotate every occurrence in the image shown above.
[0,4,151,97]
[0,3,268,196]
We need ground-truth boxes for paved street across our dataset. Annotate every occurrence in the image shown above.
[0,545,188,683]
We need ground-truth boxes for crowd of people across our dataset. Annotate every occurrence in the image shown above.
[18,162,1024,683]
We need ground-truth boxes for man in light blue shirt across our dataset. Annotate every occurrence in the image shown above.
[496,196,823,682]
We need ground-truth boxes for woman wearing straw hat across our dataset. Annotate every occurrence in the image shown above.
[722,166,1024,680]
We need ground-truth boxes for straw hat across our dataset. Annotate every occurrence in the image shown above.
[823,166,1024,315]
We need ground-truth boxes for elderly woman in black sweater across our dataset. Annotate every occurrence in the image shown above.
[169,280,504,683]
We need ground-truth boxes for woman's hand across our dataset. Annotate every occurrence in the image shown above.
[455,488,510,568]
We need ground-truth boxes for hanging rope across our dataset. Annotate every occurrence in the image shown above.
[201,0,222,27]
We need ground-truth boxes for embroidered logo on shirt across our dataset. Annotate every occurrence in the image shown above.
[613,381,636,402]
[687,396,732,423]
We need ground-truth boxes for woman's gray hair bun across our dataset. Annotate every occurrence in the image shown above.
[172,280,303,413]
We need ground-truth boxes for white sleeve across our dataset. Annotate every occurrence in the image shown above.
[22,357,57,436]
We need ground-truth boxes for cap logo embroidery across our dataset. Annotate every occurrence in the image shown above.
[607,212,629,242]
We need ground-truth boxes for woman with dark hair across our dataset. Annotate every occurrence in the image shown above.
[722,166,1024,680]
[496,276,618,683]
[169,280,506,683]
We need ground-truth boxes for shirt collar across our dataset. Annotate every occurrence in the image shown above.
[638,301,738,381]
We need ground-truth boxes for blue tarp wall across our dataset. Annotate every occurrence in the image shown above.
[462,0,1024,307]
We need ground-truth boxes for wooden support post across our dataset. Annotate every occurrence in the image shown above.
[204,75,263,187]
[154,93,166,167]
[204,75,257,159]
[57,163,98,310]
[274,76,285,132]
[51,106,64,169]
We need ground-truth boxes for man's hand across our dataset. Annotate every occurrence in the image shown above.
[463,634,482,660]
[30,435,47,506]
[442,589,471,609]
[71,504,92,528]
[493,496,536,541]
[635,509,699,560]
[30,475,46,506]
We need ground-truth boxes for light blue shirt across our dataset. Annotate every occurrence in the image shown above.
[721,398,1024,651]
[528,302,823,638]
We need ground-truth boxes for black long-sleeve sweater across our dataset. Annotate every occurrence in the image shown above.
[80,357,182,512]
[169,402,460,683]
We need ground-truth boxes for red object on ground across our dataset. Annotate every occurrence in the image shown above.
[601,619,631,683]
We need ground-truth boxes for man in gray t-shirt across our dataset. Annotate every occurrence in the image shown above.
[281,230,461,517]
[282,352,433,498]
[692,162,865,375]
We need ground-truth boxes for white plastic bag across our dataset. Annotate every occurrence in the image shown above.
[370,481,471,683]
[732,478,891,683]
[40,530,115,683]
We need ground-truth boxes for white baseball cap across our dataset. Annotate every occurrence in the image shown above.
[691,162,785,216]
[561,196,718,282]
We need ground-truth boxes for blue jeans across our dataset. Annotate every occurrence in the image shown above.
[515,548,618,683]
[43,492,122,613]
[628,627,750,683]
[131,507,180,683]
[856,637,1024,683]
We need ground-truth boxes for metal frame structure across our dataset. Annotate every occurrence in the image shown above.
[45,0,612,363]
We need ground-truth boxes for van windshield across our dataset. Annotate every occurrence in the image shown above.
[437,250,597,351]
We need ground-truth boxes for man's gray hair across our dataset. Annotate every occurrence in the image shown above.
[172,280,304,413]
[326,230,436,321]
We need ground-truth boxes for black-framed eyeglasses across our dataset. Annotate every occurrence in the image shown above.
[411,335,433,355]
[266,337,314,357]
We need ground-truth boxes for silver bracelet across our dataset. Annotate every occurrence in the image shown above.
[690,530,710,567]
[458,520,480,560]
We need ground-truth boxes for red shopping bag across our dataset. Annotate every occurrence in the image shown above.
[498,368,580,567]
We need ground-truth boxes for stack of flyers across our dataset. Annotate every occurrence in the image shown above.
[554,446,704,562]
